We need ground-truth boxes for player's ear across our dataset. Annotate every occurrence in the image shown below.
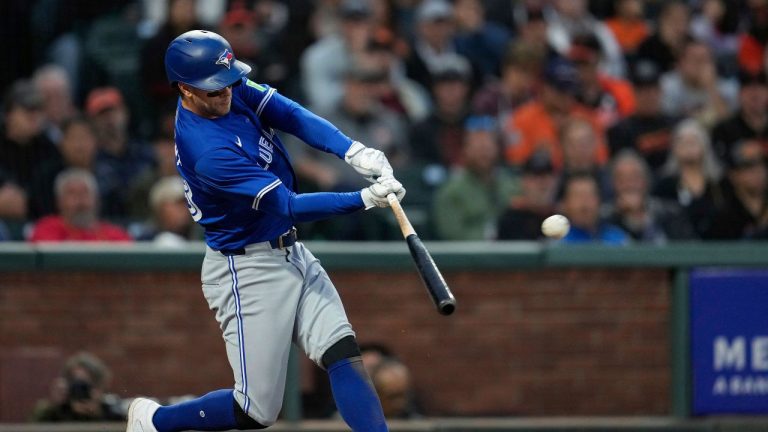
[178,83,193,99]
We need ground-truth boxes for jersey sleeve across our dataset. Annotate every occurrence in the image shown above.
[195,147,364,222]
[234,78,353,158]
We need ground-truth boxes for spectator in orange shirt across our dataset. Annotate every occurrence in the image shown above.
[604,0,649,55]
[504,57,607,170]
[30,169,132,242]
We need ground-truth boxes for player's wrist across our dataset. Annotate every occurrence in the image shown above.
[360,188,376,210]
[344,141,366,161]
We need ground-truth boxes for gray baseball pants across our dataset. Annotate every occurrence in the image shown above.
[201,240,355,425]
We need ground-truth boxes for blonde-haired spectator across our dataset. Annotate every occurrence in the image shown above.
[653,119,723,237]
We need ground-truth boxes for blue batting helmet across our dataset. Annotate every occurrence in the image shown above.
[165,30,251,91]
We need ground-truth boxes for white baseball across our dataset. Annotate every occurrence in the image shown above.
[541,214,570,239]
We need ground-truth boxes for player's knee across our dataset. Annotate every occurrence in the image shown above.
[321,335,361,369]
[232,398,269,430]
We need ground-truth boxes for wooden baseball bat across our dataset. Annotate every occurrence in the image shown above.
[387,193,456,315]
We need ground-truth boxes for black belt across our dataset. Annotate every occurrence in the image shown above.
[219,228,297,256]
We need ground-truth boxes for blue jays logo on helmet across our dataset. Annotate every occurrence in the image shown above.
[164,30,252,91]
[216,49,234,69]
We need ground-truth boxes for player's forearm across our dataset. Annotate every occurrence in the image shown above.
[287,191,364,222]
[267,93,353,158]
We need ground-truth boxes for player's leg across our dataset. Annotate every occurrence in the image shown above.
[129,389,254,432]
[131,247,302,432]
[206,248,304,426]
[290,242,388,432]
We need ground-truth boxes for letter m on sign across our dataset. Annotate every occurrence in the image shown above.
[714,336,746,371]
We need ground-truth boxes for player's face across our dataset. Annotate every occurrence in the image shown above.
[181,84,233,118]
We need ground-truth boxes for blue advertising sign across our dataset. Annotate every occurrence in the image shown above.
[690,269,768,414]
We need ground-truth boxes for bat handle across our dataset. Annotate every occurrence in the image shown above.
[387,193,415,238]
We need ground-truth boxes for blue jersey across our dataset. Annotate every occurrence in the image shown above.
[174,78,364,250]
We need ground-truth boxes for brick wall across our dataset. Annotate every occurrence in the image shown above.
[0,268,670,420]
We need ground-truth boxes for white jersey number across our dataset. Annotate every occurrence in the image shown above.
[183,179,203,222]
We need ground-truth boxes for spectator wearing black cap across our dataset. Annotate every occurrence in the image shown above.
[503,57,608,170]
[432,116,520,240]
[705,139,768,239]
[608,60,680,173]
[301,0,374,111]
[404,0,459,90]
[568,34,636,129]
[409,54,472,167]
[634,1,691,74]
[711,70,768,163]
[0,80,60,195]
[497,150,558,240]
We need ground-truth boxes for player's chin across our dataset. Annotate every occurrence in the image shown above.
[214,101,232,116]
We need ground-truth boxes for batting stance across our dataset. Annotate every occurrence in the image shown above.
[126,30,404,432]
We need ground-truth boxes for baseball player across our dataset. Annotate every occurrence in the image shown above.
[126,30,405,432]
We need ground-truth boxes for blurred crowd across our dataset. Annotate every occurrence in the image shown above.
[3,0,768,243]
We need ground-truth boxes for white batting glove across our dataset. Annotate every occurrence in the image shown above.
[360,176,406,209]
[345,141,393,183]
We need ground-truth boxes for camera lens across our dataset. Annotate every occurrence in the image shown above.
[68,379,92,401]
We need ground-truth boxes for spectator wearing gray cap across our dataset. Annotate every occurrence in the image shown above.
[404,0,460,90]
[0,79,60,193]
[32,64,77,145]
[301,0,375,112]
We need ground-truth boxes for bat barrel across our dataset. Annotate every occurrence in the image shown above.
[406,234,456,316]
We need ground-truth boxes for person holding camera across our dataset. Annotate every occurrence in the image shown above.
[31,352,124,422]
